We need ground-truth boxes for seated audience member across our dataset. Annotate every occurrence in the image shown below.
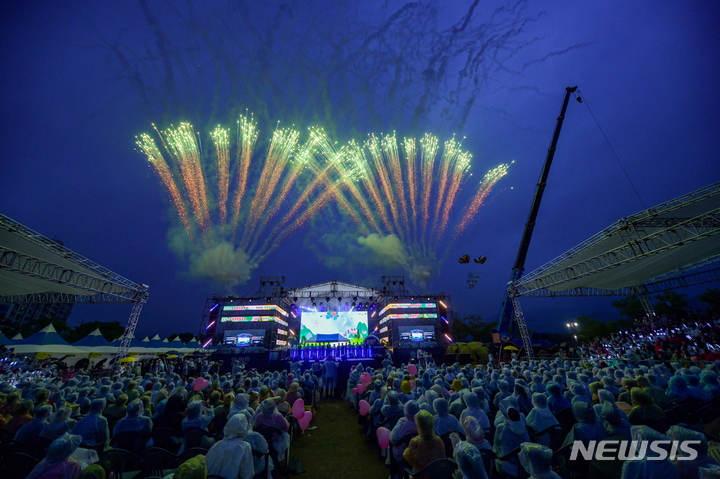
[621,426,680,479]
[274,389,291,416]
[636,375,667,408]
[519,442,562,479]
[41,406,76,441]
[206,414,254,479]
[618,379,637,404]
[493,380,511,409]
[514,383,533,414]
[666,425,719,479]
[113,398,152,436]
[72,399,110,450]
[6,399,34,433]
[686,375,712,403]
[547,383,571,413]
[701,372,720,398]
[599,400,632,440]
[403,409,446,473]
[229,394,254,426]
[562,401,605,449]
[461,416,492,451]
[494,398,530,477]
[627,388,666,426]
[26,433,83,479]
[454,440,489,479]
[390,400,420,462]
[153,394,184,433]
[286,382,301,405]
[525,393,559,447]
[254,398,291,460]
[15,404,53,442]
[174,454,208,479]
[460,392,490,429]
[666,375,694,402]
[182,400,214,431]
[103,393,128,430]
[433,397,463,436]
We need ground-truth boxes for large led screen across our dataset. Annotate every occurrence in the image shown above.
[300,311,368,342]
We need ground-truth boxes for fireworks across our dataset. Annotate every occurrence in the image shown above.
[136,115,336,285]
[321,133,510,284]
[137,114,509,287]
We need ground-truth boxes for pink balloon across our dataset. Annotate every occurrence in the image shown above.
[410,381,415,389]
[292,398,306,420]
[361,372,372,385]
[376,427,391,449]
[357,383,365,395]
[193,377,209,392]
[299,411,313,430]
[352,387,358,395]
[358,399,371,416]
[407,364,418,375]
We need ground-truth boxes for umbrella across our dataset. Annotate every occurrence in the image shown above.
[118,357,138,363]
[503,345,519,351]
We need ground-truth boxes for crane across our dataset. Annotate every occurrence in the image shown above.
[496,86,578,355]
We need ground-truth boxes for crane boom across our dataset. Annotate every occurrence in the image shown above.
[497,86,577,337]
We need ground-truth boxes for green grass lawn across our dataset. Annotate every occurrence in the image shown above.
[288,399,391,479]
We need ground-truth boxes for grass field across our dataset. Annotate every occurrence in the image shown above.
[287,399,390,479]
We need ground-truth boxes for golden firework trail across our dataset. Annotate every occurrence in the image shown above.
[136,114,334,266]
[325,133,509,275]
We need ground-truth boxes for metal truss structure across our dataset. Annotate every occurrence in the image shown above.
[0,246,148,303]
[0,213,148,360]
[513,181,720,297]
[509,293,535,360]
[508,181,720,334]
[515,264,720,298]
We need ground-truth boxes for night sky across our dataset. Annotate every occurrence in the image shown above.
[1,1,719,339]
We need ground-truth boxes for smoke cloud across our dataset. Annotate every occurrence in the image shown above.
[169,228,255,289]
[357,234,410,268]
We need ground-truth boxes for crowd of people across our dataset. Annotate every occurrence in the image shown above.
[1,315,720,478]
[577,309,720,363]
[0,355,321,479]
[346,350,720,479]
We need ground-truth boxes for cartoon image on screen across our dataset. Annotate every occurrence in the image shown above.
[300,311,368,343]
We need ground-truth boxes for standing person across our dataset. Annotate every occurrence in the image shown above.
[487,352,495,369]
[323,357,338,399]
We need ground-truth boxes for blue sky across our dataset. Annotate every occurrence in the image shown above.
[1,1,718,338]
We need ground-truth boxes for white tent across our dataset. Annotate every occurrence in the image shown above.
[12,324,81,354]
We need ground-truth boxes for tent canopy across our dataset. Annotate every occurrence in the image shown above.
[515,181,720,295]
[12,324,80,354]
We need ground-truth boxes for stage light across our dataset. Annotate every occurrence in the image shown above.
[352,301,356,307]
[210,303,220,311]
[206,320,216,329]
[326,297,330,302]
[444,334,453,342]
[203,338,213,347]
[441,317,448,323]
[294,297,298,302]
[338,297,342,301]
[439,300,447,309]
